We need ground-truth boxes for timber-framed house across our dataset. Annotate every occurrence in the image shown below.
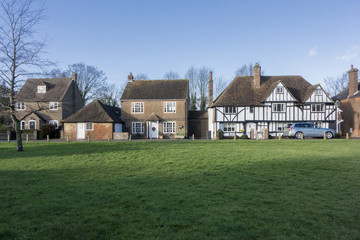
[208,64,336,138]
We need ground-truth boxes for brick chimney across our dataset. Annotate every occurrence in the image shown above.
[72,72,77,82]
[128,72,134,83]
[253,64,261,88]
[348,65,359,97]
[209,71,213,107]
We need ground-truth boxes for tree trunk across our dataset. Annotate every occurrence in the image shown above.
[10,114,23,151]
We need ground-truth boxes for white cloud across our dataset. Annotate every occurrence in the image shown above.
[338,45,360,61]
[308,46,317,57]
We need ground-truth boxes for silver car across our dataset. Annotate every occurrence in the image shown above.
[283,122,335,139]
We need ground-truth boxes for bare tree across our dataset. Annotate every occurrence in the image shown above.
[0,0,50,151]
[163,71,180,79]
[214,76,227,99]
[235,62,264,76]
[324,73,349,97]
[134,73,149,80]
[185,66,198,110]
[98,83,125,108]
[197,67,211,111]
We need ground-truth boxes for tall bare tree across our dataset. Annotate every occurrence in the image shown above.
[324,72,349,97]
[0,0,50,151]
[185,66,198,110]
[235,62,264,76]
[197,67,211,111]
[163,71,180,79]
[97,83,124,108]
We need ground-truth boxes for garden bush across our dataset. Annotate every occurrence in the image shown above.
[240,134,249,139]
[216,129,223,140]
[39,124,57,139]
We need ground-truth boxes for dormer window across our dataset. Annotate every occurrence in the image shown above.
[17,102,26,111]
[37,85,46,93]
[49,102,58,110]
[276,86,284,94]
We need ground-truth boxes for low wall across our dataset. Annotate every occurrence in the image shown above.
[113,132,129,140]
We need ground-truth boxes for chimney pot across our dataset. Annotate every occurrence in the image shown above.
[128,72,134,83]
[253,64,261,88]
[208,71,213,107]
[348,66,359,97]
[351,65,354,69]
[72,72,77,82]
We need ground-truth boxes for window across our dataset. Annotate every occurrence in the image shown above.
[250,106,254,113]
[132,122,144,134]
[132,102,144,113]
[276,122,289,131]
[17,102,25,111]
[315,89,322,95]
[49,102,58,110]
[49,120,59,129]
[28,120,36,129]
[224,106,236,114]
[163,122,176,133]
[20,121,25,130]
[223,123,235,132]
[272,103,285,112]
[311,104,324,112]
[86,122,93,130]
[164,102,176,113]
[37,86,46,93]
[276,86,284,94]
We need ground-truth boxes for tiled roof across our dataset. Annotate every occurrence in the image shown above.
[212,75,313,107]
[16,78,73,102]
[332,83,360,101]
[121,79,189,100]
[63,99,123,123]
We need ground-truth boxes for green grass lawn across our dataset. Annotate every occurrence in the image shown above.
[1,140,360,240]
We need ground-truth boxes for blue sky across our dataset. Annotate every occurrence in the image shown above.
[40,0,360,89]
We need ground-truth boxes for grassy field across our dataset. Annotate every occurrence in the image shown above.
[0,140,360,240]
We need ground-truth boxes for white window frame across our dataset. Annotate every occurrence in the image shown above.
[224,106,236,114]
[49,120,59,129]
[132,122,144,134]
[272,103,285,112]
[223,123,235,132]
[315,89,322,95]
[20,121,25,130]
[28,120,36,130]
[132,102,144,114]
[276,86,284,94]
[163,122,176,133]
[164,102,176,113]
[16,102,26,111]
[86,122,93,130]
[49,102,58,110]
[311,104,324,112]
[37,85,46,93]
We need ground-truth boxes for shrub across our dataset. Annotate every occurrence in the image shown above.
[240,134,249,139]
[21,129,34,134]
[335,132,341,139]
[216,129,223,140]
[39,124,57,139]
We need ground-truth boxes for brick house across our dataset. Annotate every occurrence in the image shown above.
[63,99,124,140]
[15,73,84,130]
[333,65,360,136]
[208,65,336,138]
[120,73,189,139]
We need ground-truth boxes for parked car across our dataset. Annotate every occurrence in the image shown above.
[283,122,335,139]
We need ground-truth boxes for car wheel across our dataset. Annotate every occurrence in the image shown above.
[295,132,303,139]
[325,131,333,139]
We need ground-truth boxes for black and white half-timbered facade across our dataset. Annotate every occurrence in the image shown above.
[208,64,336,138]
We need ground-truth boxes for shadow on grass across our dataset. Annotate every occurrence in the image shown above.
[0,152,359,239]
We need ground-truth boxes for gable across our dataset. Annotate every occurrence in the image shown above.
[305,85,333,103]
[264,82,296,102]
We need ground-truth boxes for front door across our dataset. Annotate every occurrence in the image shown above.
[149,121,158,139]
[77,123,86,139]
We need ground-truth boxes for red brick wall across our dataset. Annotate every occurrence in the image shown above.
[340,97,360,137]
[64,122,114,140]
